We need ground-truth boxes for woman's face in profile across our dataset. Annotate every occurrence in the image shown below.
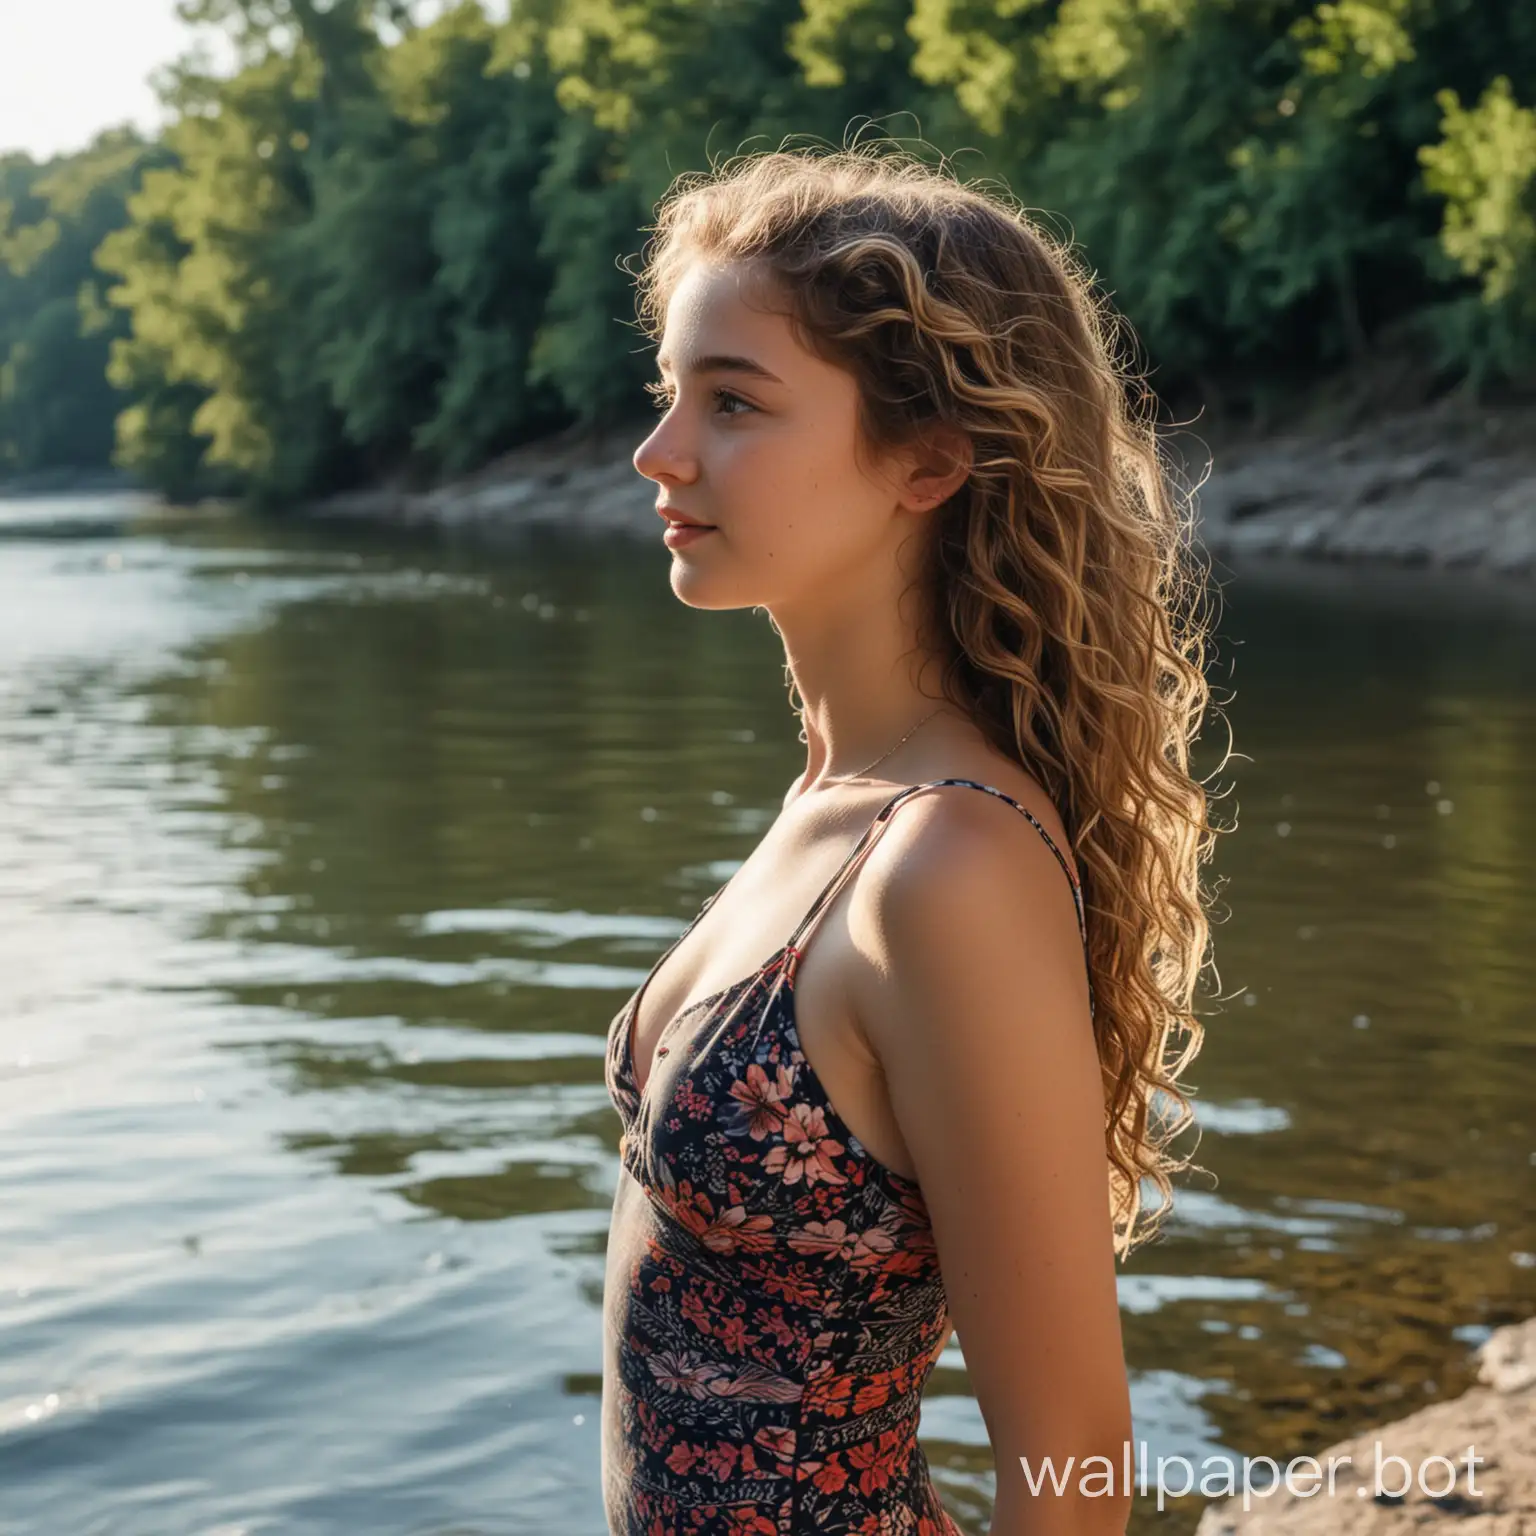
[633,257,921,614]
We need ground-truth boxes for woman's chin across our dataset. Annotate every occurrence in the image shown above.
[668,565,760,613]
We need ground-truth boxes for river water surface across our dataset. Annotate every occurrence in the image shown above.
[2,497,1532,1536]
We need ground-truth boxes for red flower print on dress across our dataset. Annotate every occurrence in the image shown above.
[760,1264,825,1309]
[809,1454,851,1495]
[724,1512,779,1536]
[656,1177,715,1238]
[700,1203,776,1255]
[723,1062,795,1139]
[763,1101,848,1186]
[851,1220,899,1268]
[715,1313,753,1355]
[751,1305,798,1348]
[804,1371,855,1420]
[855,1511,921,1535]
[702,1442,739,1479]
[753,1424,796,1467]
[848,1430,914,1496]
[787,1218,858,1260]
[675,1080,714,1117]
[665,1440,703,1474]
[680,1289,714,1333]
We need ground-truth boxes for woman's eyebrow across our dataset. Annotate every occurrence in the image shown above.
[654,352,784,384]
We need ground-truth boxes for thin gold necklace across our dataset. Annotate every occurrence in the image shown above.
[805,704,947,788]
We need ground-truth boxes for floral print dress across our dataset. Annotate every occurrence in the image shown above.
[601,779,1092,1535]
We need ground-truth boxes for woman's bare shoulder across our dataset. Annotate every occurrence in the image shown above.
[843,765,1126,1497]
[844,760,1090,1064]
[883,758,1078,882]
[862,774,1081,958]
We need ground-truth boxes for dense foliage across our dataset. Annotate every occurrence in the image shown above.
[2,0,1532,501]
[0,130,168,477]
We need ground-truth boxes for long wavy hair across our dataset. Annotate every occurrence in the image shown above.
[631,142,1228,1260]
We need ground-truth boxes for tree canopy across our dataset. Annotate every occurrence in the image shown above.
[1,0,1532,500]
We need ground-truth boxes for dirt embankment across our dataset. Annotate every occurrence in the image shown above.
[1179,393,1536,578]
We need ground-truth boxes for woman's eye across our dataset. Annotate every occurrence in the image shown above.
[643,382,753,416]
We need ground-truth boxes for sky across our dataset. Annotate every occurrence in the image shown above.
[0,0,494,162]
[0,0,202,160]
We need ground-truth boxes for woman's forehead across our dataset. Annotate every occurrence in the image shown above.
[657,260,800,374]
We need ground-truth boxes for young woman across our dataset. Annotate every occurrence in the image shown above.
[601,145,1218,1536]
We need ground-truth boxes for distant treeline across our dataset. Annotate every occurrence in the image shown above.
[2,0,1533,503]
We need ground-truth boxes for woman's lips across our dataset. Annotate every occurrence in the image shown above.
[663,522,717,548]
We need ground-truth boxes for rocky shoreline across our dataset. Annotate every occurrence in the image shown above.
[304,394,1536,580]
[1195,1315,1535,1534]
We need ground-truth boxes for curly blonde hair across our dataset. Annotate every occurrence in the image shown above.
[632,141,1227,1260]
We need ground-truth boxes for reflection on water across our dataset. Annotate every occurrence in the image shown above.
[1,501,1531,1535]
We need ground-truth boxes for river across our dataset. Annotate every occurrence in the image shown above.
[1,495,1532,1535]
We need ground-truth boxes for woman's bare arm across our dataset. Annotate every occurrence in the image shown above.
[859,791,1132,1536]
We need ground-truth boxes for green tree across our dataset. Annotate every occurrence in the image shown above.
[98,36,365,501]
[295,3,568,475]
[0,130,157,475]
[1418,73,1536,383]
[6,0,1536,501]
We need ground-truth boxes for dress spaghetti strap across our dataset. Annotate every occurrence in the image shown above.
[781,777,1094,1017]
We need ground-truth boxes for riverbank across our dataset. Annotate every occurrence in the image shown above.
[1185,391,1536,577]
[0,466,138,500]
[303,391,1536,578]
[1195,1315,1535,1533]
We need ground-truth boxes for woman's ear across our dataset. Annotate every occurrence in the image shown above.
[897,425,973,512]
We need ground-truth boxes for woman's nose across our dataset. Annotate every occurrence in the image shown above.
[633,414,694,484]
